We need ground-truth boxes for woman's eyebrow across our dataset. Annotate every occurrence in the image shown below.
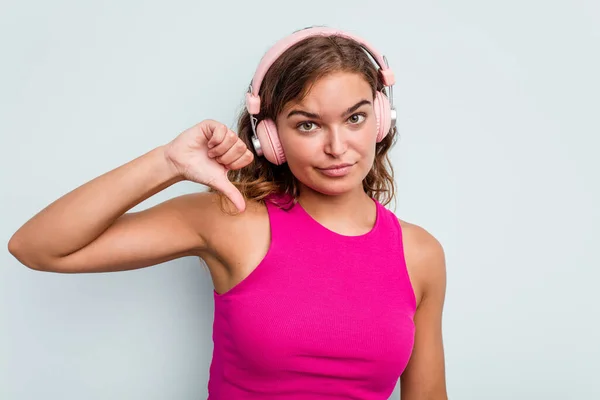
[286,99,372,119]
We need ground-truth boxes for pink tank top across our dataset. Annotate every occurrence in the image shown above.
[208,193,416,399]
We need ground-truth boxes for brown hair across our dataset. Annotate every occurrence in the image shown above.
[210,31,398,212]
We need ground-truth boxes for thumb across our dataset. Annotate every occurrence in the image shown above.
[210,174,246,213]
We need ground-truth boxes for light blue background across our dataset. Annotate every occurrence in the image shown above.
[2,1,599,399]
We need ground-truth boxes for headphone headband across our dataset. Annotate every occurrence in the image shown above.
[245,27,395,115]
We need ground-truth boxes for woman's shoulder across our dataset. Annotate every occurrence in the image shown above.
[168,190,270,265]
[395,217,443,255]
[172,190,268,229]
[395,217,446,307]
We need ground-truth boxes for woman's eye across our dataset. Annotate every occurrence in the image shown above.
[296,114,365,132]
[348,113,366,124]
[297,122,316,132]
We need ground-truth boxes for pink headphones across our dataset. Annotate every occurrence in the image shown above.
[245,27,397,165]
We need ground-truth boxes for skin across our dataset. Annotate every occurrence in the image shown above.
[8,72,447,399]
[276,72,379,233]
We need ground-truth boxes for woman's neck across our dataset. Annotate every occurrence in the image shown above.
[296,185,376,234]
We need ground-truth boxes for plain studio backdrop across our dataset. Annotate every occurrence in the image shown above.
[1,1,598,399]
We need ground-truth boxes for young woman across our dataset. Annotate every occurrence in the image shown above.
[9,27,448,399]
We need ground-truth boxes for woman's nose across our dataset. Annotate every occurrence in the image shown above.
[324,128,348,156]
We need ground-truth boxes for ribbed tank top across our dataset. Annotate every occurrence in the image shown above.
[208,193,417,399]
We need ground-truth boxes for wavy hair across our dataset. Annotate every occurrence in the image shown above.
[210,31,398,212]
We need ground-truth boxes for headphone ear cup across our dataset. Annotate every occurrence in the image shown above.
[256,119,286,165]
[374,91,392,142]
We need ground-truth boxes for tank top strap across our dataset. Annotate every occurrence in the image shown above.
[373,201,417,313]
[372,200,402,244]
[262,192,299,246]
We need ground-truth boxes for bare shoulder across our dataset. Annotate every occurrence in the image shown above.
[175,191,271,292]
[178,191,271,294]
[173,190,266,222]
[173,191,268,248]
[397,218,447,307]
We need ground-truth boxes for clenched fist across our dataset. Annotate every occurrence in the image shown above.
[163,119,254,212]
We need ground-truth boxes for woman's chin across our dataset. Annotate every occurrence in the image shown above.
[301,175,364,196]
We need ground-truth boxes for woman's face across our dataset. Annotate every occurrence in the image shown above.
[275,72,378,197]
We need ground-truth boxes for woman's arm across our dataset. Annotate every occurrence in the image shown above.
[8,120,252,273]
[7,146,198,272]
[400,222,448,400]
